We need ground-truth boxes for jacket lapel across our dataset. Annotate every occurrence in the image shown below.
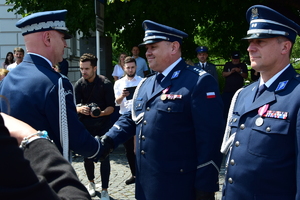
[243,65,296,115]
[148,60,185,100]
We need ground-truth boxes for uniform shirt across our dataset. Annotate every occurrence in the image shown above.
[74,74,115,119]
[134,57,148,78]
[223,62,248,93]
[114,74,143,114]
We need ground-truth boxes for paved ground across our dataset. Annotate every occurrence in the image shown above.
[72,146,225,200]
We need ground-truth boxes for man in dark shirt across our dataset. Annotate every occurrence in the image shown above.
[74,53,115,200]
[222,51,248,119]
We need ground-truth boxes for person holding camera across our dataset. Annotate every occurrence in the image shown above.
[74,53,115,200]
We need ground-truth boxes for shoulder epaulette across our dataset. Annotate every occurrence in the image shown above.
[294,73,300,82]
[242,80,257,88]
[186,65,207,76]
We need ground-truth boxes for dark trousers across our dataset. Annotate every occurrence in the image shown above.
[84,155,110,189]
[80,116,112,189]
[123,136,136,176]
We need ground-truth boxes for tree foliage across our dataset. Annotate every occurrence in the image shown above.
[5,0,300,61]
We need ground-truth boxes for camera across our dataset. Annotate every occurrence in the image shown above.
[87,103,101,116]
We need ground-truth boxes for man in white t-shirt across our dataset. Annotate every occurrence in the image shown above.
[7,47,24,71]
[113,56,142,185]
[131,46,149,78]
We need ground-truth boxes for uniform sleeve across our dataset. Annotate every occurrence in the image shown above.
[192,74,224,192]
[105,111,136,148]
[45,78,99,158]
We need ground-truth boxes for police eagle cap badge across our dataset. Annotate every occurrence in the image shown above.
[251,7,259,19]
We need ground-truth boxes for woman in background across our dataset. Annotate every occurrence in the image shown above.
[1,52,14,69]
[112,53,127,81]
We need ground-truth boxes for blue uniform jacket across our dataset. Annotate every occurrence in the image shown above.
[0,54,98,157]
[222,65,300,200]
[195,62,219,83]
[106,59,224,200]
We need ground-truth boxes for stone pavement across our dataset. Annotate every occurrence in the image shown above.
[72,145,225,200]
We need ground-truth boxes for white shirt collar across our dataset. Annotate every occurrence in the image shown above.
[159,57,182,79]
[259,64,290,88]
[28,53,53,67]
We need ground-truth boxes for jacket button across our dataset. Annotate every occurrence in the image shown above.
[141,150,145,155]
[240,124,245,130]
[146,107,150,111]
[228,177,233,184]
[141,135,146,140]
[180,169,184,172]
[167,107,171,111]
[230,159,235,166]
[266,127,271,132]
[143,120,147,125]
[235,141,240,147]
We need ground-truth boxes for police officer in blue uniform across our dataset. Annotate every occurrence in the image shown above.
[194,46,219,82]
[103,20,224,200]
[0,10,103,162]
[221,5,300,200]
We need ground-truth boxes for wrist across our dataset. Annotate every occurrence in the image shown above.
[20,130,52,149]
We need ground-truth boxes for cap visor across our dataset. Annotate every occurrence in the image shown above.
[56,30,72,39]
[139,39,165,46]
[242,33,280,40]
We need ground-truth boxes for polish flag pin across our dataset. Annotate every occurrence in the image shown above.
[206,92,216,98]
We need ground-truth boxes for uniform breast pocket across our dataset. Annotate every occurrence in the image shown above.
[248,118,291,158]
[134,100,144,111]
[155,101,185,131]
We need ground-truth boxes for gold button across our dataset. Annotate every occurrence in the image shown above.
[240,124,245,130]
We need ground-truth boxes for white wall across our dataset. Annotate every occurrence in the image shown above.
[0,1,82,83]
[0,0,25,64]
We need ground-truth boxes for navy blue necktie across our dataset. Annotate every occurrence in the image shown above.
[202,63,205,69]
[255,84,267,100]
[153,73,164,93]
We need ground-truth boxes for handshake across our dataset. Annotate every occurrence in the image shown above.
[95,135,114,162]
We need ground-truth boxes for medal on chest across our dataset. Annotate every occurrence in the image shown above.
[255,104,269,126]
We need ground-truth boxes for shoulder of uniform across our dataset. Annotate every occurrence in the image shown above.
[185,65,207,76]
[146,72,156,78]
[242,81,256,89]
[294,73,300,82]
